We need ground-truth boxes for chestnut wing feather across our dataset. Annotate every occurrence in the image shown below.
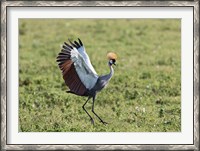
[57,39,99,95]
[57,46,87,96]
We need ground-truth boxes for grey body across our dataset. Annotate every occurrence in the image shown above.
[87,65,114,97]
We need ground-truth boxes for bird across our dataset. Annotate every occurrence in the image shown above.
[56,38,117,125]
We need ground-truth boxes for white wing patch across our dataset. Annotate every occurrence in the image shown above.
[71,47,98,90]
[77,46,97,75]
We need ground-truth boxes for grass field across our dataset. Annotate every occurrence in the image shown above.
[19,19,181,132]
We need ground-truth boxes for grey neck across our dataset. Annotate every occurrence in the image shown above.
[108,64,114,80]
[99,63,114,83]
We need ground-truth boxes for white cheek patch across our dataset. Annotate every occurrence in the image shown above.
[109,60,113,65]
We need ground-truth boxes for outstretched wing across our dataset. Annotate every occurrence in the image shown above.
[68,38,97,75]
[56,39,98,96]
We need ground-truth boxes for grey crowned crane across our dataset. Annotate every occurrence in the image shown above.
[56,38,117,125]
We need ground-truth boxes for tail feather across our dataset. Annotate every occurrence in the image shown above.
[66,90,75,94]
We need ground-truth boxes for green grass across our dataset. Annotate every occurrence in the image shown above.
[19,19,181,132]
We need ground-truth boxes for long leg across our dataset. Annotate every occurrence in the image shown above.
[82,96,94,125]
[92,95,108,125]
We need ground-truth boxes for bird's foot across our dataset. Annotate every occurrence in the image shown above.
[100,120,108,125]
[90,118,94,125]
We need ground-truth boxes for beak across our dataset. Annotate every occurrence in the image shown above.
[113,62,116,66]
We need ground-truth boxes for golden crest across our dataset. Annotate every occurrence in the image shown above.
[107,52,117,60]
